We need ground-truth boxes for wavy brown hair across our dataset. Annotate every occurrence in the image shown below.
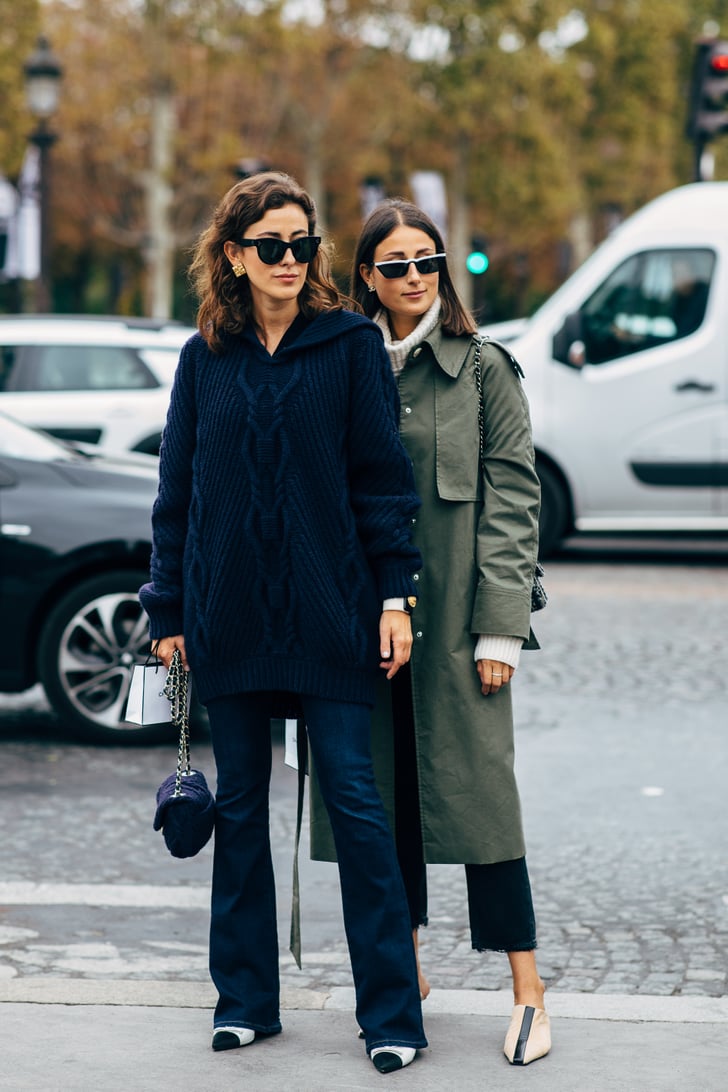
[351,199,477,337]
[190,172,344,352]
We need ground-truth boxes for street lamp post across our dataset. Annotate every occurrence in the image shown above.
[23,35,62,312]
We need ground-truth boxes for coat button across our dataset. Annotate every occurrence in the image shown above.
[411,517,417,525]
[413,573,420,581]
[404,406,412,414]
[415,631,423,639]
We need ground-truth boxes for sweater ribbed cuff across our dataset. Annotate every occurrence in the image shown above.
[144,607,184,642]
[473,634,523,669]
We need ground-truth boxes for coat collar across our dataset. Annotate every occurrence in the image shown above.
[418,324,474,379]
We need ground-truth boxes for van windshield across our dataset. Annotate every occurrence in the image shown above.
[580,248,715,365]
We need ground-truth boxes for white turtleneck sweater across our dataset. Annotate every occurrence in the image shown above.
[377,301,523,671]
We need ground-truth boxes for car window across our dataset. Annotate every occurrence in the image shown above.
[4,345,160,392]
[0,414,71,460]
[138,347,181,385]
[0,346,18,392]
[580,248,715,365]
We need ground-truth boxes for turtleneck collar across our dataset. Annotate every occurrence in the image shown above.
[373,297,442,376]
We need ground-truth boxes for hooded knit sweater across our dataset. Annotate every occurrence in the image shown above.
[139,309,421,707]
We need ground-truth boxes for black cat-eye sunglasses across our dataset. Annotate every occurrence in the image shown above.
[238,236,321,265]
[373,254,446,279]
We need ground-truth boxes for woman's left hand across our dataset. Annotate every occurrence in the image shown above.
[151,635,188,670]
[379,610,414,679]
[476,659,513,696]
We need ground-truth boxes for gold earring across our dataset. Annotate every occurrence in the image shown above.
[232,261,246,278]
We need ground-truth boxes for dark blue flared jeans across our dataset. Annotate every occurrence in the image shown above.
[206,691,427,1053]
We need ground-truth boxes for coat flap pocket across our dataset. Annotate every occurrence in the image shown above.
[434,375,481,501]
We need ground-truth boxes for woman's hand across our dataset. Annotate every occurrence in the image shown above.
[476,658,513,696]
[379,611,414,679]
[151,635,188,670]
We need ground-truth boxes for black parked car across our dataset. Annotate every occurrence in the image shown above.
[0,412,171,743]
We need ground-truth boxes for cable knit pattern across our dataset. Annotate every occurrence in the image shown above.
[140,310,421,707]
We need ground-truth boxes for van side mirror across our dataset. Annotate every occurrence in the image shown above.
[567,340,586,367]
[552,312,586,368]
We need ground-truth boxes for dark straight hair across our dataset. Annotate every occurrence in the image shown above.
[350,199,477,337]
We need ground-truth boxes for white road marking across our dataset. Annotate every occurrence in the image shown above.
[3,945,209,976]
[0,882,209,908]
[0,926,38,945]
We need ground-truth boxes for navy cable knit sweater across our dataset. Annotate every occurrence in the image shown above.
[139,309,421,707]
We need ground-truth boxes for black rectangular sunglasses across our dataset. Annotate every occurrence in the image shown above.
[374,254,446,279]
[239,236,321,265]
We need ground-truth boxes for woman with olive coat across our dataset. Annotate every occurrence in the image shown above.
[312,323,538,862]
[311,198,550,1068]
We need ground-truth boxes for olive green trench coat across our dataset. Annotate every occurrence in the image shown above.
[310,327,541,865]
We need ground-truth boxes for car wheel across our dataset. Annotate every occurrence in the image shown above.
[37,570,172,744]
[536,461,569,558]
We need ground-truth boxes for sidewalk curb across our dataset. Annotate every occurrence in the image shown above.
[2,978,726,1024]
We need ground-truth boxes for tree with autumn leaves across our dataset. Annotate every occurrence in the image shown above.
[3,0,728,319]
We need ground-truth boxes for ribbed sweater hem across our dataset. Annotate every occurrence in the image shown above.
[192,657,378,708]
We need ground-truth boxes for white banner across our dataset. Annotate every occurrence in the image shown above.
[409,171,448,242]
[0,172,18,280]
[3,146,41,280]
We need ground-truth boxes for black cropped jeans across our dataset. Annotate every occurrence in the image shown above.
[391,665,537,952]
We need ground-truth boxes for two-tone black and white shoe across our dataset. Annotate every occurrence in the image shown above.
[212,1026,256,1051]
[370,1046,417,1073]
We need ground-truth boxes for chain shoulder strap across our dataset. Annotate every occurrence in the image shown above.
[472,335,485,467]
[473,333,527,464]
[163,649,191,796]
[471,334,547,612]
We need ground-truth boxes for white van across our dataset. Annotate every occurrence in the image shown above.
[485,182,728,555]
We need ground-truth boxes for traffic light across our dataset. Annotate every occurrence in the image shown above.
[686,38,728,142]
[467,235,489,318]
[466,235,489,276]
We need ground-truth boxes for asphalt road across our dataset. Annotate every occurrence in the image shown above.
[1,543,726,1002]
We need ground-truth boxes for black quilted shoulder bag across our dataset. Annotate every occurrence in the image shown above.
[152,650,216,858]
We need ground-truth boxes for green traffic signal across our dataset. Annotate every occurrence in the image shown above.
[466,251,489,275]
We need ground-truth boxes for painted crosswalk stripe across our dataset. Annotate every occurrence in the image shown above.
[0,882,208,908]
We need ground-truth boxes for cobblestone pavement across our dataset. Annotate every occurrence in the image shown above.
[282,558,728,999]
[1,556,727,1001]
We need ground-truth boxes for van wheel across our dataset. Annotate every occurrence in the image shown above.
[37,571,172,744]
[536,462,569,558]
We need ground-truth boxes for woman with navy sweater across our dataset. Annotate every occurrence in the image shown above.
[139,172,426,1074]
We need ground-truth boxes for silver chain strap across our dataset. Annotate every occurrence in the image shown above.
[473,335,485,465]
[163,649,191,796]
[472,334,547,612]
